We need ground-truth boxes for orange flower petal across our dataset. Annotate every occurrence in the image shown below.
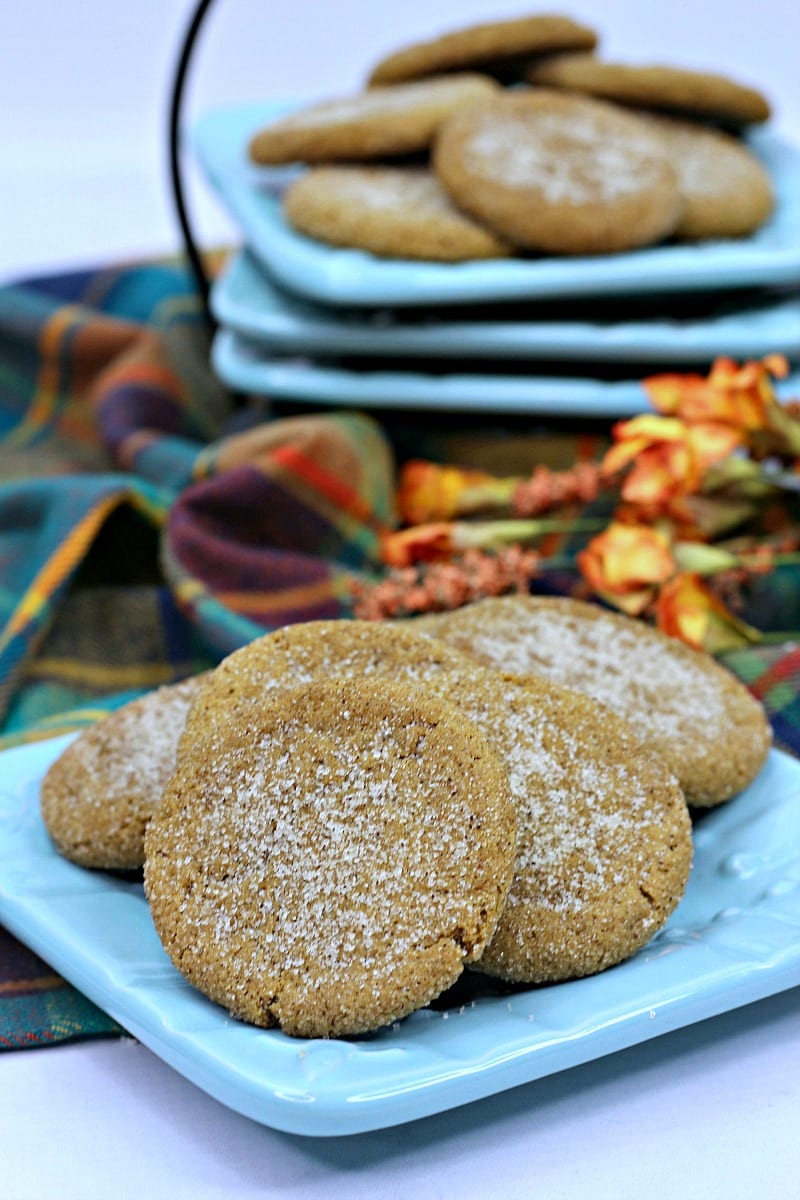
[380,524,454,567]
[655,572,758,652]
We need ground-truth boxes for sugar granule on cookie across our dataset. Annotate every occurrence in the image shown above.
[145,677,516,1038]
[636,113,774,239]
[40,676,205,870]
[283,166,512,261]
[411,596,772,807]
[433,89,682,254]
[248,73,499,164]
[178,619,692,985]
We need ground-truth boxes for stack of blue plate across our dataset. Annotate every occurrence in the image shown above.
[194,101,800,420]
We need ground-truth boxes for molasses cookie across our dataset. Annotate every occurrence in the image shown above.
[525,54,771,127]
[178,618,485,751]
[180,620,691,985]
[145,677,516,1038]
[40,676,204,870]
[283,166,512,261]
[367,13,598,86]
[638,114,774,239]
[248,73,499,164]
[463,669,691,984]
[410,596,771,806]
[433,90,682,254]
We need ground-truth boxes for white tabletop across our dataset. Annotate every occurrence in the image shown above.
[2,2,800,1193]
[1,987,797,1199]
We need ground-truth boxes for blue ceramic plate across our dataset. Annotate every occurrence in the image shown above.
[192,102,800,308]
[211,250,800,364]
[211,327,800,418]
[1,735,799,1137]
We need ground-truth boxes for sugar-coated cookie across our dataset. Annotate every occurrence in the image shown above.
[178,618,481,752]
[180,620,692,985]
[248,74,499,164]
[283,166,512,261]
[367,14,598,86]
[411,596,771,806]
[637,114,774,239]
[40,676,204,870]
[145,677,516,1038]
[433,90,682,254]
[465,669,691,984]
[525,54,771,127]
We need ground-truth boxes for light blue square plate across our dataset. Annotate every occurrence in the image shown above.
[210,327,800,418]
[211,250,800,365]
[192,101,800,308]
[1,735,799,1137]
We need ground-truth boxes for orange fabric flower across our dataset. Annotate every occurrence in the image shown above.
[381,517,603,567]
[644,354,790,439]
[654,572,759,653]
[577,521,675,615]
[397,459,606,523]
[397,461,515,525]
[602,415,741,507]
[380,522,457,566]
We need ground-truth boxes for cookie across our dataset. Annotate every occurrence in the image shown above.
[40,676,204,870]
[433,90,682,254]
[145,677,516,1038]
[178,618,485,751]
[525,54,771,127]
[180,620,691,985]
[248,74,499,164]
[367,14,598,86]
[465,669,691,984]
[410,596,771,806]
[283,165,512,261]
[637,114,774,239]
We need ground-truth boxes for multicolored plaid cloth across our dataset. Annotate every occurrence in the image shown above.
[2,255,800,1050]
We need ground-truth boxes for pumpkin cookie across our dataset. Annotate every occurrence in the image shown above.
[145,677,516,1038]
[283,166,512,261]
[410,596,772,806]
[433,90,682,254]
[40,676,204,870]
[248,73,499,164]
[180,620,691,985]
[367,13,598,86]
[638,114,774,239]
[525,53,771,127]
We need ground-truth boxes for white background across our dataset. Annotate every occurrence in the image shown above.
[2,0,799,278]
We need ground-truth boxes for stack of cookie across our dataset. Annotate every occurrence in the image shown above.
[251,16,774,259]
[40,597,771,1039]
[197,11,800,417]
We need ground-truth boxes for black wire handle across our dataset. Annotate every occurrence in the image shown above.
[168,0,217,330]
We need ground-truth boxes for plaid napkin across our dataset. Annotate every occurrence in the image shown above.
[2,255,799,1050]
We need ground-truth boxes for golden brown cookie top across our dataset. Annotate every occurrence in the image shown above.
[283,166,513,261]
[248,73,499,164]
[179,618,483,753]
[180,618,691,985]
[40,676,205,870]
[453,669,692,984]
[433,89,682,254]
[145,676,516,1038]
[410,596,772,806]
[367,14,599,86]
[525,53,771,126]
[636,113,774,239]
